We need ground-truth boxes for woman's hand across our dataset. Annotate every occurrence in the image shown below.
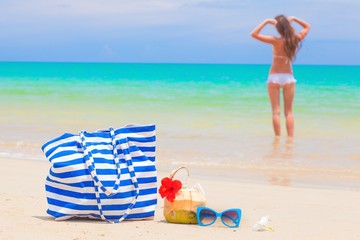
[288,16,296,23]
[267,19,277,25]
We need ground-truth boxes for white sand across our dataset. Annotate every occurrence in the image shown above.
[0,157,359,240]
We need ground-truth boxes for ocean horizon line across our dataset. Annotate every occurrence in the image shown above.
[1,60,359,67]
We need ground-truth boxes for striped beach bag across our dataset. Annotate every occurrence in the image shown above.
[41,124,157,223]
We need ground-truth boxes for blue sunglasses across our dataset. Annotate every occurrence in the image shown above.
[196,206,242,228]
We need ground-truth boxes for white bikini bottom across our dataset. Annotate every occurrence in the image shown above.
[267,74,296,86]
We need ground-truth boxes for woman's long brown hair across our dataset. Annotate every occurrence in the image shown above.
[275,15,301,61]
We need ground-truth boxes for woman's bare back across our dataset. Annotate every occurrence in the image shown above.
[270,38,293,74]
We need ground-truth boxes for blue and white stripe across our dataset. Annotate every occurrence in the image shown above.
[42,124,157,223]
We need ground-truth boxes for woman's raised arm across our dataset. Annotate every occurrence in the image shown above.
[250,19,277,44]
[288,16,311,40]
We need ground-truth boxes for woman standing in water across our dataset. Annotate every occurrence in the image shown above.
[250,15,310,137]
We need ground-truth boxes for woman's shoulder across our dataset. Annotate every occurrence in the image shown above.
[272,37,285,47]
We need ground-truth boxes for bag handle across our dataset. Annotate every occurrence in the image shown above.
[80,129,140,223]
[94,137,140,223]
[80,128,121,197]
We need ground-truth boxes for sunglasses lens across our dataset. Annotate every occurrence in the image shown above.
[222,210,239,227]
[199,209,217,226]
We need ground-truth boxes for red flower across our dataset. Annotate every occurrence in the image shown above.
[159,177,182,202]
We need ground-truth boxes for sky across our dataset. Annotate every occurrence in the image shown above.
[0,0,359,65]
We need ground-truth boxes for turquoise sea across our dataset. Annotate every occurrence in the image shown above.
[1,62,360,188]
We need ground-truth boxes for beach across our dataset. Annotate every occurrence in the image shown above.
[1,62,360,239]
[1,157,360,240]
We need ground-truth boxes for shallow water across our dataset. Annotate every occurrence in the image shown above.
[1,62,359,188]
